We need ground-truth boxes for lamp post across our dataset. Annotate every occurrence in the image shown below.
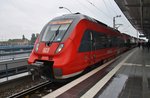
[59,6,72,13]
[113,15,121,29]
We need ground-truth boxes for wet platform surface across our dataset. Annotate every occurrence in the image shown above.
[95,48,150,98]
[43,47,150,98]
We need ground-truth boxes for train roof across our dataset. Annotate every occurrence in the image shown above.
[51,13,121,34]
[51,13,107,26]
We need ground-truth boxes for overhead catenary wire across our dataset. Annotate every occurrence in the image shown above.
[101,0,123,28]
[102,0,126,25]
[107,0,133,26]
[60,0,102,21]
[86,0,112,20]
[76,0,112,23]
[71,0,122,27]
[61,0,111,24]
[80,0,138,38]
[76,0,100,16]
[102,0,135,33]
[67,0,136,36]
[107,0,118,15]
[102,0,116,15]
[85,0,129,29]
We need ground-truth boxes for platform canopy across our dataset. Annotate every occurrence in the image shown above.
[115,0,150,39]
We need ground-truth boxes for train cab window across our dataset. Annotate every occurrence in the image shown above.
[53,24,70,41]
[41,25,60,42]
[40,19,72,42]
[41,24,70,42]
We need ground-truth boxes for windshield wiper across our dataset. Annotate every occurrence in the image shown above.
[46,29,59,46]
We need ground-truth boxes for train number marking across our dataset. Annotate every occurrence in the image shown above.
[42,48,50,53]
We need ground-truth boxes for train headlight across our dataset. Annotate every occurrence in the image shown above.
[55,44,64,54]
[35,43,40,52]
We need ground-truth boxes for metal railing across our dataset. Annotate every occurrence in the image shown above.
[0,58,29,79]
[0,45,33,61]
[0,50,31,61]
[0,45,33,52]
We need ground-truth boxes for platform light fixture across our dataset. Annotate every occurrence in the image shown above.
[59,6,72,13]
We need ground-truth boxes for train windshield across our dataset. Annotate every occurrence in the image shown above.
[41,19,72,42]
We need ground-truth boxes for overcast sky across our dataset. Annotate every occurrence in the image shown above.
[0,0,138,41]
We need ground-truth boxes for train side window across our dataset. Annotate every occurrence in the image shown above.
[116,37,122,47]
[112,37,118,47]
[118,38,124,47]
[93,32,108,49]
[100,34,107,48]
[79,30,92,52]
[105,36,109,48]
[107,36,112,48]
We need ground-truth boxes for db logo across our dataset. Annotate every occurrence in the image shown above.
[43,47,50,53]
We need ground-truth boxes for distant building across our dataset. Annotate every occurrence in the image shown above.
[0,39,30,45]
[8,39,30,45]
[0,41,10,46]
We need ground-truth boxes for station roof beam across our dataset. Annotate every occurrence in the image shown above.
[115,0,150,39]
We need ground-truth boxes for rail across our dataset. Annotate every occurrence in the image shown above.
[8,80,52,98]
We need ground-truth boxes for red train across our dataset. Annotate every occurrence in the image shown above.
[28,13,134,79]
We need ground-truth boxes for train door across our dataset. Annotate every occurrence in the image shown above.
[78,30,92,66]
[78,30,96,66]
[90,31,96,64]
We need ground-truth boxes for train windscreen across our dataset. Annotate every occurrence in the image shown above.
[40,19,73,42]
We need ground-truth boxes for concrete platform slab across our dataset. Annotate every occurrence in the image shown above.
[43,48,150,98]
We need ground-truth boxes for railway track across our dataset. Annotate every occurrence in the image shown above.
[0,74,49,98]
[8,80,52,98]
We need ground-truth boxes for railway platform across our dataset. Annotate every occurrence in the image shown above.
[43,47,150,98]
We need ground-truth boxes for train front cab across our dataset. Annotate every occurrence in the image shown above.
[28,18,77,80]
